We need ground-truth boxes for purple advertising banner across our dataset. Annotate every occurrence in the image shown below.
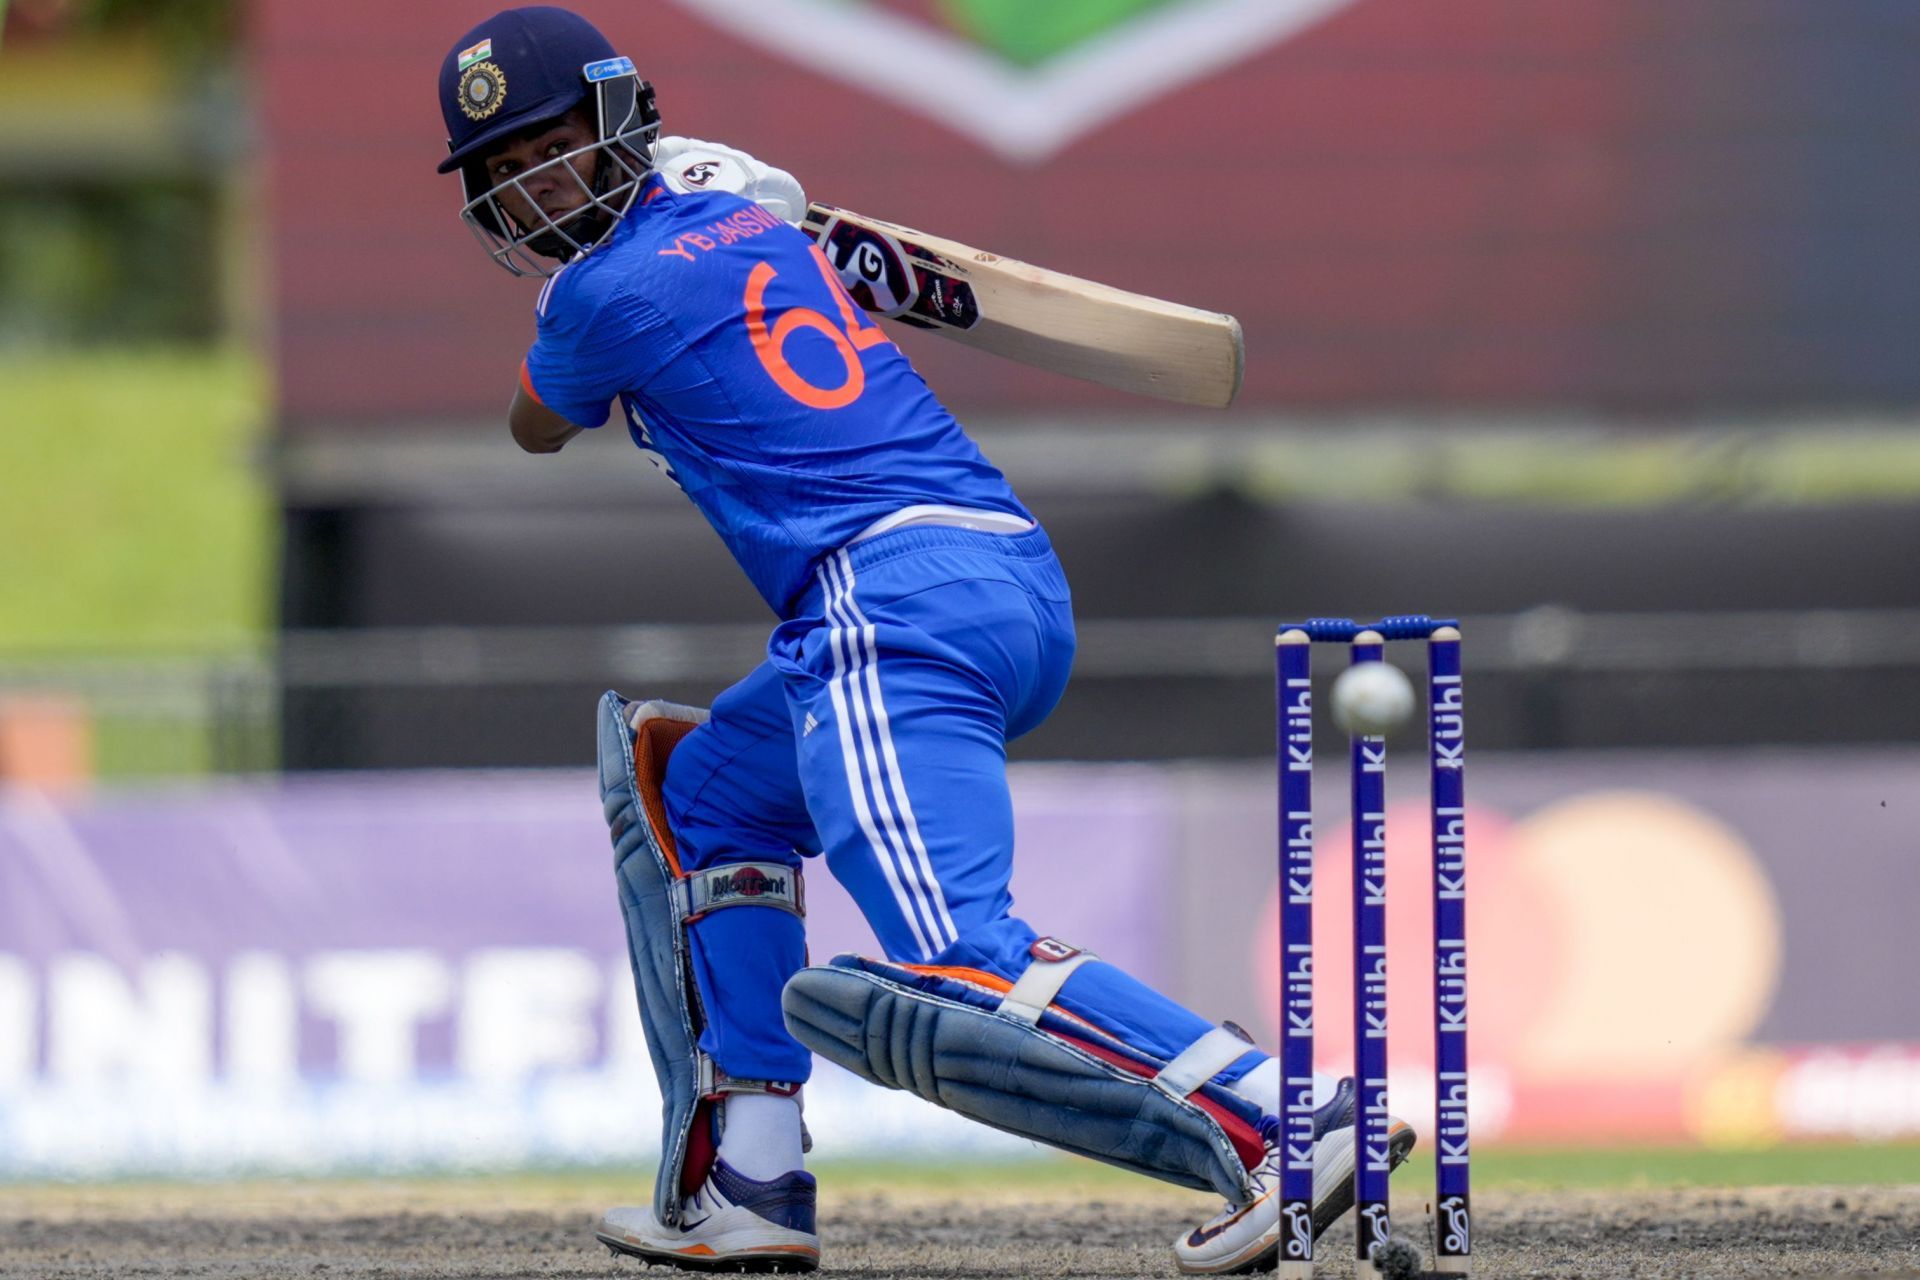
[3,749,1918,1176]
[0,769,1174,1175]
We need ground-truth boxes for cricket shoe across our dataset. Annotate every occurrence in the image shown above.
[597,1158,820,1273]
[1173,1078,1417,1275]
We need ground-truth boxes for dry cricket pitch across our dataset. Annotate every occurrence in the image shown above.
[3,1176,1917,1278]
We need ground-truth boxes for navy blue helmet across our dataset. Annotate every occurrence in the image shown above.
[438,7,660,276]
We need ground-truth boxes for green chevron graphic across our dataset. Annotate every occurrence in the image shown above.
[701,0,1352,159]
[937,0,1179,68]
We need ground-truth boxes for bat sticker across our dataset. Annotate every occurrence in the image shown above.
[806,208,981,330]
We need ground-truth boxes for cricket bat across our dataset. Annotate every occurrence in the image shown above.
[803,204,1244,409]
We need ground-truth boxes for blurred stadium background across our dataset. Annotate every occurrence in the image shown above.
[3,0,1918,1184]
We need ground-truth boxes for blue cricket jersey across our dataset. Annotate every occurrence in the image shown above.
[521,175,1032,617]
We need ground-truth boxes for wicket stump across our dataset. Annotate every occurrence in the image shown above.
[1273,615,1471,1278]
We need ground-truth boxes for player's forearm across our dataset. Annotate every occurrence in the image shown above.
[513,423,581,453]
[508,384,585,453]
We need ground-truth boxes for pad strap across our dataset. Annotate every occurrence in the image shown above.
[784,956,1265,1203]
[1155,1026,1250,1098]
[673,861,805,922]
[704,1072,813,1154]
[998,939,1097,1025]
[699,1061,802,1097]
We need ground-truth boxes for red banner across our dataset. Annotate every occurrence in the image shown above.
[260,0,1920,425]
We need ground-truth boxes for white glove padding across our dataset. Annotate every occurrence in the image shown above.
[652,136,808,225]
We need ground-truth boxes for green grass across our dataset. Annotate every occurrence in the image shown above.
[3,349,1918,658]
[5,1145,1913,1208]
[378,1143,1920,1200]
[3,350,1918,661]
[1230,428,1920,508]
[1424,1142,1920,1191]
[830,1144,1920,1193]
[0,347,270,655]
[805,1143,1920,1194]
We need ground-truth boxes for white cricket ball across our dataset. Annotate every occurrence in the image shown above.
[1330,661,1417,737]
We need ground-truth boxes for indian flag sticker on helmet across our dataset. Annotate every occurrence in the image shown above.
[458,61,506,122]
[456,38,493,71]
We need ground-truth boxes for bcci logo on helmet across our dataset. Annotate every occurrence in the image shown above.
[457,61,508,122]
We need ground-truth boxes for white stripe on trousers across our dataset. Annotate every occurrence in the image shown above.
[831,550,959,947]
[820,551,955,956]
[817,551,958,958]
[818,568,933,959]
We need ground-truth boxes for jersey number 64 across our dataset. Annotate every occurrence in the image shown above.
[744,247,891,411]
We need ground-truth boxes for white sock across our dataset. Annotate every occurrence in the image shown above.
[1235,1056,1342,1118]
[716,1092,805,1181]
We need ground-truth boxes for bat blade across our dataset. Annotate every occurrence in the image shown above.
[804,204,1244,409]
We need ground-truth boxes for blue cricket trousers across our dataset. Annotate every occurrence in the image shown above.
[663,524,1251,1085]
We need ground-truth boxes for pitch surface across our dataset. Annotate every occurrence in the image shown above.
[3,1180,1916,1278]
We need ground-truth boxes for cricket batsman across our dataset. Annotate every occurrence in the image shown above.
[436,7,1412,1272]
